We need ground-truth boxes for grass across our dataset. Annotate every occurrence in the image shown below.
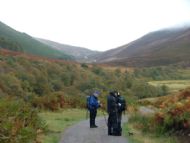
[178,69,190,79]
[38,108,104,143]
[148,80,190,93]
[38,109,87,143]
[123,123,177,143]
[123,113,178,143]
[37,107,179,143]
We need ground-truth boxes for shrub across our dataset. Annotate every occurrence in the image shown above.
[128,113,153,133]
[81,63,88,69]
[0,98,46,143]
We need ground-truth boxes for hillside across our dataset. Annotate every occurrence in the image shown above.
[37,38,100,62]
[0,21,72,60]
[95,27,190,67]
[0,48,179,104]
[1,48,190,142]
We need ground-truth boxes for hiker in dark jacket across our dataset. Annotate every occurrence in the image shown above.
[88,91,101,128]
[116,91,126,134]
[107,91,118,135]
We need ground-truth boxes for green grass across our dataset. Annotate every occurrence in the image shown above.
[123,117,177,143]
[178,69,190,79]
[148,80,190,93]
[38,109,87,143]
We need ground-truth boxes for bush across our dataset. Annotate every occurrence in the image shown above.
[0,73,24,97]
[91,66,105,76]
[81,63,88,69]
[137,89,190,135]
[0,98,46,143]
[128,113,153,133]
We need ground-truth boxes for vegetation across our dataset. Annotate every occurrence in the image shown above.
[0,98,46,143]
[123,117,177,143]
[1,49,190,142]
[151,88,190,135]
[129,88,190,143]
[0,50,171,107]
[149,80,190,93]
[1,20,190,143]
[38,109,86,143]
[0,37,23,52]
[100,27,190,67]
[133,66,190,80]
[0,21,72,60]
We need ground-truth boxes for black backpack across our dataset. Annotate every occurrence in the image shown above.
[118,96,126,112]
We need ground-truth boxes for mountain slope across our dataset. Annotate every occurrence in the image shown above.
[95,27,190,67]
[37,38,100,62]
[0,21,72,60]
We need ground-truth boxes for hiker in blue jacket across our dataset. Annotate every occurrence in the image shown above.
[88,91,101,128]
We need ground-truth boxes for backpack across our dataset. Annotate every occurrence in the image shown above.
[86,95,91,110]
[118,96,126,112]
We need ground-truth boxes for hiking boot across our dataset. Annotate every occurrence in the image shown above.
[108,132,113,136]
[90,125,98,128]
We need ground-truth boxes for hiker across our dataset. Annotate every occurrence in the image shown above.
[87,91,101,128]
[116,91,126,135]
[107,90,119,135]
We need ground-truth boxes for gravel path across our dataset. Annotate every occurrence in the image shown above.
[59,116,128,143]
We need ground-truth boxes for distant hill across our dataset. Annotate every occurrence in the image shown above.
[36,38,100,62]
[0,21,72,60]
[95,27,190,67]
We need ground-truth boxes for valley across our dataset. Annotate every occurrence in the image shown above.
[0,20,190,143]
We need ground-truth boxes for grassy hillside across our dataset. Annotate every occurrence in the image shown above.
[0,21,72,60]
[1,49,190,142]
[95,27,190,67]
[1,49,181,111]
[37,38,100,62]
[1,49,189,103]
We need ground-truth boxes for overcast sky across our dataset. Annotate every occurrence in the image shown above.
[0,0,190,51]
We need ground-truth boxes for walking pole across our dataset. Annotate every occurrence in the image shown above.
[102,109,108,126]
[86,109,89,119]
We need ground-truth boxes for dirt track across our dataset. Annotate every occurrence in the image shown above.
[59,116,128,143]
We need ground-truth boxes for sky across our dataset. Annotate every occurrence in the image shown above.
[0,0,190,51]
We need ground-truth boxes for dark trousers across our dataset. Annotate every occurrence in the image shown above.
[90,109,97,127]
[108,112,117,135]
[118,112,122,131]
[108,112,122,135]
